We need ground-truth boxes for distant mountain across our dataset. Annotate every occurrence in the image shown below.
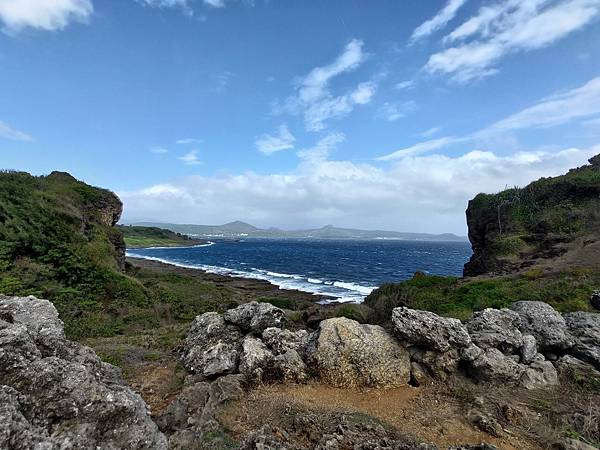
[129,221,468,242]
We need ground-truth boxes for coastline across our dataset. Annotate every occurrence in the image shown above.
[126,256,339,305]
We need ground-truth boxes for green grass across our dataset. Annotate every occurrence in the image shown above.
[118,225,203,248]
[365,269,597,323]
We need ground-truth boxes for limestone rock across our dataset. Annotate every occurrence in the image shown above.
[271,350,309,383]
[0,295,167,450]
[307,317,411,388]
[466,308,523,352]
[412,347,460,380]
[182,312,243,377]
[239,336,273,382]
[391,307,471,352]
[520,334,537,364]
[520,359,559,389]
[467,348,525,383]
[262,327,310,356]
[223,301,286,333]
[564,311,600,369]
[510,301,573,352]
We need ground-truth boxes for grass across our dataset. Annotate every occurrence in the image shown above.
[118,225,204,248]
[365,268,597,324]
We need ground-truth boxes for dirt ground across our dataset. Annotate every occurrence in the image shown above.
[220,383,543,450]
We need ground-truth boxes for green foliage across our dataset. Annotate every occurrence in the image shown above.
[332,304,368,322]
[366,270,597,323]
[0,171,234,341]
[257,296,295,310]
[117,225,201,248]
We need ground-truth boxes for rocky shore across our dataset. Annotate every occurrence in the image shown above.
[3,294,599,449]
[127,256,337,306]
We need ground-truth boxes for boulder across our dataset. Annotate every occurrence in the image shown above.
[223,301,286,333]
[555,355,600,378]
[0,295,167,450]
[182,312,243,377]
[271,350,309,383]
[510,301,573,352]
[239,336,274,382]
[466,308,523,352]
[467,348,525,383]
[307,317,411,388]
[411,347,461,380]
[391,307,470,352]
[262,327,310,356]
[564,311,600,369]
[520,359,559,390]
[520,334,537,364]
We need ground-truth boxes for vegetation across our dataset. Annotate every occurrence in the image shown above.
[365,269,597,324]
[117,225,205,248]
[0,171,238,340]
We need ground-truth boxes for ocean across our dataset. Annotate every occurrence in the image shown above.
[127,239,472,303]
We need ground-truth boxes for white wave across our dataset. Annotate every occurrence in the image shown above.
[136,241,216,250]
[333,281,376,295]
[126,252,374,303]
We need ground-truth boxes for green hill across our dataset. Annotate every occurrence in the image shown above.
[117,225,206,248]
[365,156,600,324]
[0,171,236,340]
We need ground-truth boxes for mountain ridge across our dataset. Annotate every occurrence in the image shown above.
[128,221,468,241]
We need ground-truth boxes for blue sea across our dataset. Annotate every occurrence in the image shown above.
[127,239,472,303]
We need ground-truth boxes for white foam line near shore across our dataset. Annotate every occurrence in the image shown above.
[125,251,375,303]
[136,241,216,250]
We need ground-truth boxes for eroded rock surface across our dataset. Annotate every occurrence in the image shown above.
[307,317,411,388]
[182,312,244,377]
[392,307,471,352]
[466,308,523,352]
[0,295,167,450]
[224,301,286,333]
[564,311,600,369]
[510,301,573,352]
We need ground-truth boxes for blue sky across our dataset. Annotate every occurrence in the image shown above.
[1,0,600,234]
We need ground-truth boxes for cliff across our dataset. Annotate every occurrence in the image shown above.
[0,170,144,338]
[464,155,600,276]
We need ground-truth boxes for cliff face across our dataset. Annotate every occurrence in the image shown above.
[464,155,600,277]
[0,170,141,339]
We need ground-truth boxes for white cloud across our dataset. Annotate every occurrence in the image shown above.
[379,136,464,160]
[278,39,375,132]
[410,0,469,43]
[487,76,600,131]
[380,74,600,159]
[178,150,203,165]
[0,0,93,33]
[120,146,597,234]
[150,147,169,154]
[203,0,226,6]
[421,127,442,138]
[378,101,416,122]
[426,0,600,82]
[255,125,296,155]
[210,71,235,93]
[296,132,345,163]
[395,80,415,90]
[0,120,33,141]
[176,138,203,144]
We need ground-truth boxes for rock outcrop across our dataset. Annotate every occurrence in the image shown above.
[0,295,167,450]
[510,301,574,352]
[307,317,411,388]
[564,311,600,369]
[463,155,600,277]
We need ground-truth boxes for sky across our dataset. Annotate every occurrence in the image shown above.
[1,0,600,235]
